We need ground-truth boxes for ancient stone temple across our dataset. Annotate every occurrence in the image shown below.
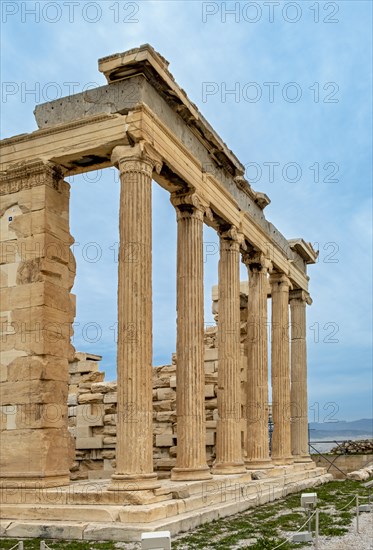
[0,45,330,541]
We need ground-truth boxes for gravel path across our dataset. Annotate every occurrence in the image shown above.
[299,511,373,550]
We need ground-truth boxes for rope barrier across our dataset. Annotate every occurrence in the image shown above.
[5,543,23,550]
[271,488,371,548]
[271,509,317,550]
[336,494,357,511]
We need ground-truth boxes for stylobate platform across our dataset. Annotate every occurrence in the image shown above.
[0,464,332,542]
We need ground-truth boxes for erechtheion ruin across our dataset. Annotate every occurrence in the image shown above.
[0,45,331,541]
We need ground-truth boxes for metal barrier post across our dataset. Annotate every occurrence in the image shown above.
[307,508,311,533]
[356,495,359,533]
[315,508,319,550]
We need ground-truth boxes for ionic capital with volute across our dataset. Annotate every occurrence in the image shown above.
[269,270,293,291]
[218,225,244,250]
[289,289,312,305]
[170,191,209,222]
[111,141,163,176]
[242,250,272,273]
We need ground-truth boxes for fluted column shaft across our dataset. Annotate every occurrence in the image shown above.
[213,228,246,474]
[171,194,212,481]
[109,144,161,491]
[244,253,272,469]
[290,290,312,461]
[270,272,293,464]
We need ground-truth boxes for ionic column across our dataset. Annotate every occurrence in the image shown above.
[290,289,312,462]
[243,252,272,469]
[171,193,212,481]
[212,227,246,474]
[109,143,162,491]
[270,272,293,464]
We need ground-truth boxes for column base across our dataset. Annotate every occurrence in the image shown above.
[245,459,273,470]
[108,473,160,491]
[212,461,247,475]
[271,456,294,465]
[0,474,70,489]
[171,466,212,481]
[293,454,313,463]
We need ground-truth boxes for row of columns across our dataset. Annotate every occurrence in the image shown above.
[108,145,311,492]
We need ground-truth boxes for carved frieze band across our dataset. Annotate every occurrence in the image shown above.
[0,160,64,196]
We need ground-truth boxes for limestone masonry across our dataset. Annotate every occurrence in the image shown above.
[0,44,328,541]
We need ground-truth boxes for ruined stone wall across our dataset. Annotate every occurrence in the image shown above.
[68,345,246,481]
[68,287,250,480]
[312,454,373,479]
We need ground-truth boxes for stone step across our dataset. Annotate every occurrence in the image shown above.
[0,472,332,542]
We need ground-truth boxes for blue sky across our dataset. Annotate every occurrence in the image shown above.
[1,1,372,422]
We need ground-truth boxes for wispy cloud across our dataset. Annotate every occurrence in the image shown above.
[1,0,371,420]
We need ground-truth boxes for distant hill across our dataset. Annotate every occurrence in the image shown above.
[309,418,373,436]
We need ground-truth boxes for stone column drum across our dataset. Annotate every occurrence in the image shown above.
[244,252,272,469]
[109,144,162,491]
[290,289,312,462]
[213,227,246,474]
[270,272,293,464]
[0,160,76,488]
[171,193,211,481]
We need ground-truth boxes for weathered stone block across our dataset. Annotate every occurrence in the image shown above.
[156,387,176,401]
[1,327,73,359]
[153,399,174,412]
[204,362,215,374]
[153,424,173,435]
[0,428,71,482]
[103,392,117,403]
[75,436,103,450]
[206,420,217,429]
[103,425,117,436]
[204,348,218,361]
[91,381,117,393]
[157,457,176,469]
[4,281,71,312]
[69,359,99,374]
[10,209,70,240]
[76,426,92,438]
[76,404,104,426]
[103,414,117,425]
[102,450,115,459]
[206,431,215,445]
[11,304,73,332]
[78,393,103,404]
[155,434,175,447]
[103,436,116,446]
[0,379,67,406]
[68,394,77,406]
[29,354,68,384]
[153,376,170,388]
[205,384,215,398]
[156,411,176,422]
